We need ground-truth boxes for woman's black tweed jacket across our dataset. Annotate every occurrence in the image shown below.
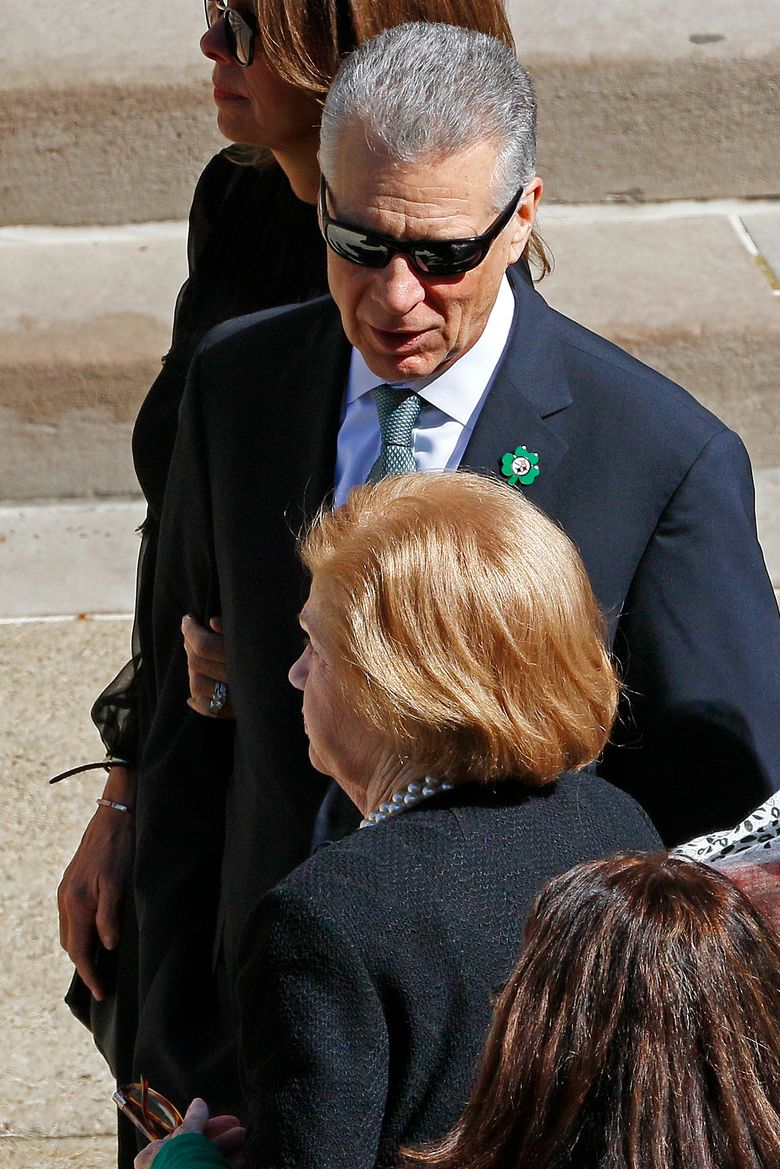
[236,774,661,1169]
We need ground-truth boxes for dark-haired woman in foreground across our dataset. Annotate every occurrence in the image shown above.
[401,852,780,1169]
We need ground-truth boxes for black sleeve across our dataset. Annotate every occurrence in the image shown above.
[602,428,780,845]
[87,153,236,763]
[133,351,235,963]
[237,887,389,1169]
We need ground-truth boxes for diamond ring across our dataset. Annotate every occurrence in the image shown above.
[209,680,229,715]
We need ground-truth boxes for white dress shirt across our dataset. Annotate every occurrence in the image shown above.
[333,276,516,507]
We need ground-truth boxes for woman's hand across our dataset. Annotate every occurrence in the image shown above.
[134,1098,246,1169]
[182,616,234,720]
[57,764,136,999]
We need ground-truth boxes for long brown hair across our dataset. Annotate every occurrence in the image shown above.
[237,1,550,276]
[252,0,514,98]
[400,854,780,1169]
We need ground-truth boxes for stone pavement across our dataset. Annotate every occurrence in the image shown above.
[1,616,131,1166]
[0,502,146,618]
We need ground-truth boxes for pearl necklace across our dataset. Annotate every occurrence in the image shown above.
[359,776,453,828]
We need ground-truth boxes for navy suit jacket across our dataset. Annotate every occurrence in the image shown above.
[135,266,780,1106]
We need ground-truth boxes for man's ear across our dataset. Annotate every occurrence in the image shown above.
[507,175,543,264]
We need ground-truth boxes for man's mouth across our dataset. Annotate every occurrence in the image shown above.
[368,326,432,351]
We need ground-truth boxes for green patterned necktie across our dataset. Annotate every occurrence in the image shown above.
[367,384,423,482]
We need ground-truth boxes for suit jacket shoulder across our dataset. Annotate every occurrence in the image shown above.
[503,267,728,466]
[240,772,660,951]
[195,292,340,364]
[487,271,779,844]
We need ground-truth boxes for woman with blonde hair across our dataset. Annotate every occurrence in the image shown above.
[135,471,659,1169]
[399,852,780,1169]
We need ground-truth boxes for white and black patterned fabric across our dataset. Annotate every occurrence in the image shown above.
[675,791,780,864]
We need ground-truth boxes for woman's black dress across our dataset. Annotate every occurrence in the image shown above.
[93,151,328,765]
[78,150,327,1161]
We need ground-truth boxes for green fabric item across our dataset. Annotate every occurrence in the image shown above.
[368,385,422,480]
[152,1131,229,1169]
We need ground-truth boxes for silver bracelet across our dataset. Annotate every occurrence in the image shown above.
[96,797,132,814]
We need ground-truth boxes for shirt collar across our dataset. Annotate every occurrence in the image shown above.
[345,275,516,424]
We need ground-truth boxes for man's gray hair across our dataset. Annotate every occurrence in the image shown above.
[320,22,537,210]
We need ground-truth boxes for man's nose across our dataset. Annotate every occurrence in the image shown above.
[370,255,426,315]
[200,19,232,63]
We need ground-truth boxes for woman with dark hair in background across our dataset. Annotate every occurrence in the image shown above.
[400,852,780,1169]
[54,3,526,1162]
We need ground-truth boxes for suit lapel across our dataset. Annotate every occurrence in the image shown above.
[461,267,572,515]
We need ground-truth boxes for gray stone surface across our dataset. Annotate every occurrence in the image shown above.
[741,210,780,287]
[0,502,145,618]
[756,468,780,591]
[2,0,778,225]
[0,0,221,226]
[505,0,779,58]
[0,225,185,499]
[0,0,206,87]
[1,619,127,1147]
[531,55,778,206]
[1,83,222,228]
[2,1135,116,1169]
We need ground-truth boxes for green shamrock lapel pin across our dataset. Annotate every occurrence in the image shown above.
[500,445,540,486]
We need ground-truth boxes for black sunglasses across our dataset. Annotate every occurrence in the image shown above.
[204,0,257,67]
[318,176,526,277]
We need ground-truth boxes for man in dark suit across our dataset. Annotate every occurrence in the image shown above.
[136,22,779,1114]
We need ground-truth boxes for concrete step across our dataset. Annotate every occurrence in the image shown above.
[0,224,185,499]
[1,470,777,621]
[2,202,778,500]
[0,500,146,618]
[512,0,780,205]
[1,0,778,226]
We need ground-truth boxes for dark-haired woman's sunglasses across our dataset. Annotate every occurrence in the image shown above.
[204,0,257,67]
[318,177,526,277]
